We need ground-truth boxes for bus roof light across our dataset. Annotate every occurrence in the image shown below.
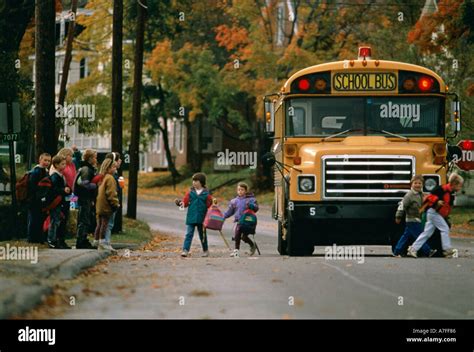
[298,78,310,91]
[418,76,434,91]
[358,46,372,60]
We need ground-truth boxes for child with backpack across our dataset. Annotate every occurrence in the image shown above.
[47,155,71,248]
[393,175,436,257]
[408,173,464,258]
[175,173,213,257]
[24,153,51,243]
[95,159,119,252]
[224,182,259,258]
[74,149,98,249]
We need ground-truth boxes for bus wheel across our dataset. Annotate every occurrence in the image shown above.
[286,219,313,256]
[277,221,288,255]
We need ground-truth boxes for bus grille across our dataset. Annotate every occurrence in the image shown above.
[323,155,415,200]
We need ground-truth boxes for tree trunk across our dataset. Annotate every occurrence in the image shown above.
[56,0,78,143]
[126,0,147,219]
[0,2,35,102]
[156,84,180,179]
[35,0,57,158]
[112,0,123,231]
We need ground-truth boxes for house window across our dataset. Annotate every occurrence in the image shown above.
[152,131,161,153]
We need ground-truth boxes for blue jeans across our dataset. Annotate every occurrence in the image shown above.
[183,224,208,252]
[104,211,116,245]
[394,222,431,256]
[47,207,62,243]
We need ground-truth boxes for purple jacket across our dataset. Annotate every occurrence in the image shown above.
[224,192,259,223]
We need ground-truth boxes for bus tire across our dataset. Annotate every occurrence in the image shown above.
[286,219,313,256]
[277,221,288,255]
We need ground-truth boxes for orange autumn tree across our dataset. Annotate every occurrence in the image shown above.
[408,0,474,133]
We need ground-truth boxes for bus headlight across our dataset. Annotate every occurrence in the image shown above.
[298,175,316,194]
[423,175,440,192]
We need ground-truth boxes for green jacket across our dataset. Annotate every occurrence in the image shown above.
[182,187,212,225]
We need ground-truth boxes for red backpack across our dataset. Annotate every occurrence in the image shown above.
[16,173,30,204]
[36,176,62,212]
[203,205,225,231]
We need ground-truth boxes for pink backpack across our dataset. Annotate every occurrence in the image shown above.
[203,205,225,231]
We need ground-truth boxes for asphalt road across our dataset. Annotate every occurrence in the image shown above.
[28,198,474,319]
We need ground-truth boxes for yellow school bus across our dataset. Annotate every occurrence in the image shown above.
[263,46,462,256]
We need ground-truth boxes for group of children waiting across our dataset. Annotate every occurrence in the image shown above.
[25,149,123,252]
[175,173,258,258]
[394,173,464,258]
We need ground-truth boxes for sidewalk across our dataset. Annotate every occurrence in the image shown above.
[0,243,136,319]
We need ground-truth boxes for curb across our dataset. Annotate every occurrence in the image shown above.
[0,250,113,319]
[55,250,112,280]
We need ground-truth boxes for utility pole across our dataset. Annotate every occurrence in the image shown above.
[112,0,124,231]
[57,0,78,142]
[127,0,147,219]
[35,0,57,157]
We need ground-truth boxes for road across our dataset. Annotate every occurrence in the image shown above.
[26,198,474,319]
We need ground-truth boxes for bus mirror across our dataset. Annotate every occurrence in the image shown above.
[264,99,275,136]
[450,99,461,135]
[262,152,276,168]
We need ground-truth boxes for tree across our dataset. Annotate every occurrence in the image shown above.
[57,0,78,142]
[35,0,57,157]
[112,0,124,231]
[112,0,123,158]
[126,0,147,220]
[408,0,474,135]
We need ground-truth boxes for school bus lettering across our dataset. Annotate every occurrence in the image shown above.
[333,72,397,92]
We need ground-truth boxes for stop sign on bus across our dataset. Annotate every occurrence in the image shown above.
[455,140,474,171]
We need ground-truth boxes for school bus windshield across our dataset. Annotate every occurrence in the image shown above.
[286,96,444,137]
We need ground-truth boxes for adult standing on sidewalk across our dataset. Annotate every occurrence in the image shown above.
[74,149,98,249]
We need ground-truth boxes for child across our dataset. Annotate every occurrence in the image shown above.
[224,182,259,258]
[408,173,464,258]
[27,153,51,243]
[95,159,119,252]
[56,148,76,248]
[393,175,436,257]
[175,173,213,257]
[48,155,71,248]
[74,149,98,249]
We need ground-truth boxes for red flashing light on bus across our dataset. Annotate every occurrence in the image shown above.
[358,46,371,59]
[298,78,310,91]
[418,76,434,91]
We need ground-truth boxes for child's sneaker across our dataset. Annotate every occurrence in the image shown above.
[443,248,457,258]
[181,250,189,257]
[407,246,417,258]
[201,250,209,257]
[391,253,402,258]
[428,249,438,257]
[230,249,240,258]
